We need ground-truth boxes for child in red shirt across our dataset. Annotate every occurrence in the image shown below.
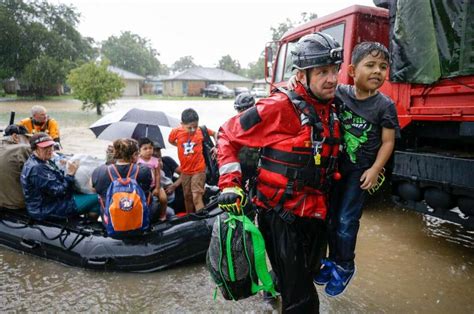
[168,108,215,213]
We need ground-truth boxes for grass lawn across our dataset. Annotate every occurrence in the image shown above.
[1,94,75,101]
[142,94,220,101]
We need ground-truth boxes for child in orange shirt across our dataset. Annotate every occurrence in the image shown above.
[168,108,215,213]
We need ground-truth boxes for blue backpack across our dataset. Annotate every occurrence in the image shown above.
[102,164,150,236]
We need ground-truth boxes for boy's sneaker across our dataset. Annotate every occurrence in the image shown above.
[324,265,356,297]
[313,259,335,285]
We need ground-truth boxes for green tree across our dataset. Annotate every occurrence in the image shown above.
[270,12,318,41]
[217,55,242,74]
[160,64,170,75]
[21,55,69,98]
[245,53,265,79]
[102,31,162,76]
[67,60,124,115]
[0,0,95,82]
[171,56,196,72]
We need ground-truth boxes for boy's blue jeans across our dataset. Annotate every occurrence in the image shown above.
[327,167,367,271]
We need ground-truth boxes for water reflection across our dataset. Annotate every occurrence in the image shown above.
[422,215,474,249]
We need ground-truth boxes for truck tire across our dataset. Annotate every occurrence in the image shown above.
[458,197,474,216]
[424,188,455,211]
[397,181,422,201]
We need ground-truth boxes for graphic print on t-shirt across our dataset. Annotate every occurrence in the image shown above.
[341,110,372,163]
[182,140,196,155]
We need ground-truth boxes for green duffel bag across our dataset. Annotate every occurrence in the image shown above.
[206,212,276,301]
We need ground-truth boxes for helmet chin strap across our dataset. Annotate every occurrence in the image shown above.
[304,69,330,104]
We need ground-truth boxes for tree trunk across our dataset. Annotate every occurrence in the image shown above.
[96,103,102,115]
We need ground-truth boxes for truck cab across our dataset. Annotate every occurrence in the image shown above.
[265,4,474,228]
[266,5,389,88]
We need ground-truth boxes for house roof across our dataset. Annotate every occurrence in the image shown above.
[146,75,169,82]
[163,67,252,82]
[108,66,145,81]
[253,78,267,84]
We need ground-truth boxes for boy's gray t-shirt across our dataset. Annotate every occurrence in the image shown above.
[336,84,399,170]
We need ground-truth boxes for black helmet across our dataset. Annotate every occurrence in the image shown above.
[234,92,255,111]
[292,32,343,70]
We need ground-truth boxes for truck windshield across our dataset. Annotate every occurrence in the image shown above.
[321,23,345,48]
[274,23,345,84]
[274,41,297,83]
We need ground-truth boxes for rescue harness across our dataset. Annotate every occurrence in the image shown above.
[256,88,341,223]
[29,117,50,134]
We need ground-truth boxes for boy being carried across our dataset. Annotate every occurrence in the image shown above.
[315,42,399,297]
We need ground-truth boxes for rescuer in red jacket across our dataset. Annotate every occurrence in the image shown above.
[217,32,343,313]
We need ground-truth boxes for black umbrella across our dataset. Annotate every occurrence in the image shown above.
[90,108,180,148]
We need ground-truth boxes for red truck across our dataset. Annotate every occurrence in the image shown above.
[264,3,474,228]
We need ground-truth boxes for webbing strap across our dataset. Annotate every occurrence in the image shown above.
[261,147,311,166]
[225,214,277,296]
[256,189,296,224]
[217,216,236,300]
[30,117,50,132]
[277,87,324,137]
[260,158,322,184]
[107,164,136,185]
[226,220,236,282]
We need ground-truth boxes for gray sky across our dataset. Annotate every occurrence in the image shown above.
[54,0,376,68]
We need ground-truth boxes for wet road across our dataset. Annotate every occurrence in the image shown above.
[1,99,473,312]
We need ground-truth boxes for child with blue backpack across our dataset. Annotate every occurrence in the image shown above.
[91,138,153,236]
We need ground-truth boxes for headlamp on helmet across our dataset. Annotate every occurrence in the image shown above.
[291,32,343,70]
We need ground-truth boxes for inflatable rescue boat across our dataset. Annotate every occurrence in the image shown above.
[0,201,221,272]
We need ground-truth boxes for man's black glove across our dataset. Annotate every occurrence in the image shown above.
[218,186,248,215]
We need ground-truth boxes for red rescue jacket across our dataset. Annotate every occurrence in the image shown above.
[217,84,341,220]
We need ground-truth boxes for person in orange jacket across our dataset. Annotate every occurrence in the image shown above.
[217,32,343,313]
[19,105,60,142]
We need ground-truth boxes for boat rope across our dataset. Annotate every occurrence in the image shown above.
[0,219,29,229]
[59,230,86,251]
[30,223,68,241]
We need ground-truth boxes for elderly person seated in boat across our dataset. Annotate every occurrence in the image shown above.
[20,133,99,220]
[0,125,32,210]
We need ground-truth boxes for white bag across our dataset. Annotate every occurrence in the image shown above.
[70,154,105,194]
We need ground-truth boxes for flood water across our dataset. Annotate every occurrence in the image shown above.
[1,99,473,312]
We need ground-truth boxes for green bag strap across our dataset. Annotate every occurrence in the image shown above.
[226,219,236,282]
[216,215,236,300]
[225,214,277,297]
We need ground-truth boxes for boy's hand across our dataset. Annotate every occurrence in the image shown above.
[360,167,380,190]
[210,146,217,159]
[287,75,299,91]
[165,184,177,194]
